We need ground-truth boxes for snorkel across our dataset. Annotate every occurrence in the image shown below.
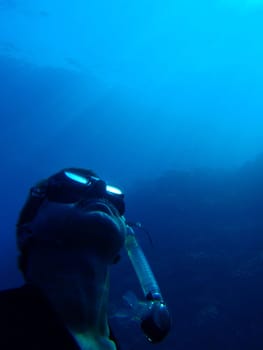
[124,222,171,343]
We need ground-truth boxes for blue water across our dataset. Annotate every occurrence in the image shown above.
[1,1,263,348]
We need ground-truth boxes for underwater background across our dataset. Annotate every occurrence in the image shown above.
[1,0,263,349]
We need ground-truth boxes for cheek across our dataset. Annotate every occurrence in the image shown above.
[29,203,75,240]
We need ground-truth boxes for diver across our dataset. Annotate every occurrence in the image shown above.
[0,167,171,350]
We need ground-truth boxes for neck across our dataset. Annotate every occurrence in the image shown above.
[44,262,110,335]
[27,251,114,344]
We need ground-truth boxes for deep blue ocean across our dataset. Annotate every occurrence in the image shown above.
[1,1,263,349]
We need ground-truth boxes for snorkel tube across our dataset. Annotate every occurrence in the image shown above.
[125,223,171,343]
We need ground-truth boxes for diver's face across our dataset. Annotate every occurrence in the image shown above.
[28,197,127,264]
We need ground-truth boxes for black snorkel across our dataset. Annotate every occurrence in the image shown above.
[124,222,171,343]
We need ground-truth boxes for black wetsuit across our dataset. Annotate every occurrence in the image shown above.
[0,284,120,350]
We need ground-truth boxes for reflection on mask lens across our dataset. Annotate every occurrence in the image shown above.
[64,171,90,185]
[106,185,123,195]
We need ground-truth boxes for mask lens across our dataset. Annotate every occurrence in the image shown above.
[106,185,123,195]
[64,171,90,185]
[48,170,125,214]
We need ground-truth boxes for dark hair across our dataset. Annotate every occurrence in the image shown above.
[16,168,99,277]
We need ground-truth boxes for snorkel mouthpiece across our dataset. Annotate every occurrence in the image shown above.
[125,225,171,343]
